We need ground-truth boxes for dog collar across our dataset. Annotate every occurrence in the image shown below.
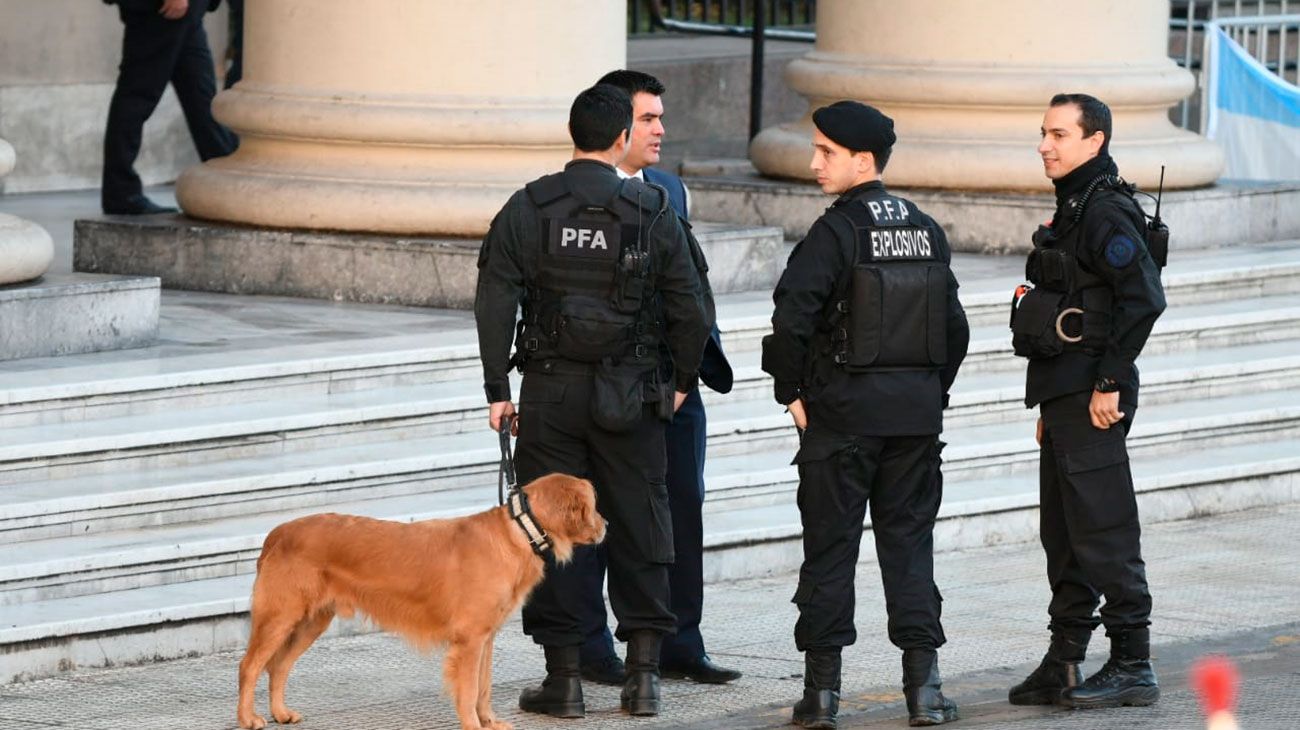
[507,490,553,557]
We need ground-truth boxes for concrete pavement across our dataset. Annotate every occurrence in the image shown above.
[1,503,1295,730]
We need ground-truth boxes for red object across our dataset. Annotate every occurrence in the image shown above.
[1192,655,1240,717]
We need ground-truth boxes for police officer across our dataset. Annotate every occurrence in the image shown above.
[1007,93,1166,710]
[762,101,970,728]
[563,69,741,688]
[474,83,713,719]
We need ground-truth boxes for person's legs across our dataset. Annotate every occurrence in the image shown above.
[870,436,957,725]
[171,7,237,160]
[790,437,877,728]
[102,7,188,212]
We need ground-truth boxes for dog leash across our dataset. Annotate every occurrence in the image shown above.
[497,417,517,507]
[498,417,553,556]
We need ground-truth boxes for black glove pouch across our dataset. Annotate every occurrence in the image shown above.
[1011,287,1066,359]
[591,360,648,432]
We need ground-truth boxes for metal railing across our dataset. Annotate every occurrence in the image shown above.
[1171,1,1300,130]
[633,0,815,141]
[628,0,815,36]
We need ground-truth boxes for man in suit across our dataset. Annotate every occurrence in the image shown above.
[570,69,742,686]
[101,0,237,214]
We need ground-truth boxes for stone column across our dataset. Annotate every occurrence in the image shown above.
[750,0,1223,190]
[177,1,624,236]
[0,138,54,285]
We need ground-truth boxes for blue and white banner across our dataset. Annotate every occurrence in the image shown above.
[1205,24,1300,181]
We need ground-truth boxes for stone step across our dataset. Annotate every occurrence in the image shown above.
[4,383,1298,604]
[4,431,1297,684]
[6,242,1300,428]
[6,340,1296,547]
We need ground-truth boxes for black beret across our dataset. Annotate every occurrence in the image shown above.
[812,100,896,155]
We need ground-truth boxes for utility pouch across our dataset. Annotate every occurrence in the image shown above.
[1011,287,1066,359]
[1027,248,1073,291]
[591,360,648,432]
[554,295,636,362]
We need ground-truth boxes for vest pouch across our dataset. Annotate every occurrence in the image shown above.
[847,262,948,369]
[1079,287,1113,350]
[591,360,650,432]
[554,295,636,362]
[1011,287,1066,359]
[1027,248,1073,291]
[845,266,882,368]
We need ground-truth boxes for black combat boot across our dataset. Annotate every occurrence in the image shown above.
[519,644,585,718]
[621,630,663,716]
[902,649,959,726]
[792,649,841,729]
[1008,629,1089,705]
[1062,628,1159,709]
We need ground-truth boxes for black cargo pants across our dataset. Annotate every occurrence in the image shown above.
[1038,390,1151,634]
[792,431,947,652]
[516,368,676,646]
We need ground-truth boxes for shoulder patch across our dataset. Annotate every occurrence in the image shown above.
[1104,234,1138,269]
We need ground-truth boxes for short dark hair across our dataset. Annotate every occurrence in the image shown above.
[1050,93,1112,148]
[872,147,892,174]
[569,84,633,152]
[596,69,667,98]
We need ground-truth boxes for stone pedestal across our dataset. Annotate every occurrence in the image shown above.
[750,0,1224,191]
[176,1,624,236]
[0,274,160,361]
[1,138,55,286]
[73,216,784,308]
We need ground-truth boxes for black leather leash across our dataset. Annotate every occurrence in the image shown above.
[498,417,552,556]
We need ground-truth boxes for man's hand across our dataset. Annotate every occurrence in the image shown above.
[787,398,808,430]
[160,0,188,19]
[674,390,688,413]
[489,400,517,435]
[1036,417,1043,446]
[1088,390,1125,430]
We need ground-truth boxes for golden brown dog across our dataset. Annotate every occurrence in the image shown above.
[235,473,605,730]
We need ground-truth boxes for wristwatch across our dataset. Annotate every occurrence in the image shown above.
[1093,377,1120,393]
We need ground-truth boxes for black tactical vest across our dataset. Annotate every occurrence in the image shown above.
[825,194,950,371]
[516,173,668,365]
[1011,178,1150,360]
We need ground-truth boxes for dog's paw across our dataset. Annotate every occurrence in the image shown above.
[483,721,513,730]
[270,708,303,724]
[237,712,267,730]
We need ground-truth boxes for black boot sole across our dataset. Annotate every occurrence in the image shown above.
[518,700,585,718]
[621,697,661,716]
[908,707,959,726]
[792,714,837,729]
[1065,685,1160,709]
[1008,686,1064,705]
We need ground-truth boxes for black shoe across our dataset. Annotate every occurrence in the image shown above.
[661,654,743,684]
[103,196,177,215]
[1008,631,1088,706]
[1061,657,1159,709]
[519,645,585,718]
[580,652,626,686]
[621,630,663,716]
[902,649,959,726]
[792,650,840,729]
